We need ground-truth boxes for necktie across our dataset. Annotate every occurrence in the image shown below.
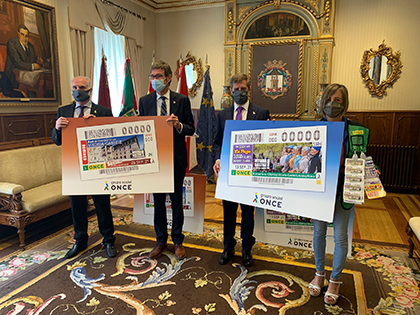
[236,106,243,120]
[78,106,86,118]
[160,96,167,116]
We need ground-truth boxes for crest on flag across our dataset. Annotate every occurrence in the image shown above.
[257,59,292,100]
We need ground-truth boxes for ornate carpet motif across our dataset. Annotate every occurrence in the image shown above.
[0,212,419,314]
[1,232,364,315]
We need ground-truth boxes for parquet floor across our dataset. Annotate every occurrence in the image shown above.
[113,184,420,246]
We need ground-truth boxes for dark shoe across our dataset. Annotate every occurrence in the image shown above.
[219,248,235,265]
[148,243,167,259]
[105,243,117,258]
[64,243,87,259]
[174,244,186,260]
[242,251,253,267]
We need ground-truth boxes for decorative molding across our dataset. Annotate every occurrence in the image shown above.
[8,119,41,136]
[135,0,224,10]
[311,45,319,115]
[0,193,23,212]
[237,0,330,27]
[306,0,319,12]
[238,6,251,20]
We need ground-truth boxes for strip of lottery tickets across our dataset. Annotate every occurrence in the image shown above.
[344,158,365,204]
[364,156,386,199]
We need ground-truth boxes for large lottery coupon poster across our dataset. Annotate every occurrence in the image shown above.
[62,116,174,195]
[75,120,159,181]
[215,120,345,223]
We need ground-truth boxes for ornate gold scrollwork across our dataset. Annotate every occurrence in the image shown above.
[360,41,402,97]
[181,52,204,98]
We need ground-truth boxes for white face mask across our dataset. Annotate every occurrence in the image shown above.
[151,79,166,92]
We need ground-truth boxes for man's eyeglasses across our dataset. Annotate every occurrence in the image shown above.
[148,74,165,80]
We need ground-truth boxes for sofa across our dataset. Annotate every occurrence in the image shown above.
[407,217,420,258]
[0,144,70,248]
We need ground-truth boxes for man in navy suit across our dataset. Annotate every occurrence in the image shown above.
[4,25,43,89]
[138,60,195,260]
[52,76,117,259]
[213,73,270,267]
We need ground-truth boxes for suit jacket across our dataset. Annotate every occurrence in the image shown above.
[52,102,113,146]
[214,103,270,160]
[138,91,195,171]
[5,37,38,88]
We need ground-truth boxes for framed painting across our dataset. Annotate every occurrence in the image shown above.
[249,40,303,119]
[0,0,61,106]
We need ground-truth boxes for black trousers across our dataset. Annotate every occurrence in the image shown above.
[153,166,186,245]
[69,195,115,245]
[222,200,256,252]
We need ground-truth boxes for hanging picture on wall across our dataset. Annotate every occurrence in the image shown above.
[249,40,303,118]
[0,0,60,106]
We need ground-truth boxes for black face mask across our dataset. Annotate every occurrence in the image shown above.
[232,90,248,105]
[323,101,345,118]
[72,89,91,103]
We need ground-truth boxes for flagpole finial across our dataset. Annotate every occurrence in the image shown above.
[151,50,156,65]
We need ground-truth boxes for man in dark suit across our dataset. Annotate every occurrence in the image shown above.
[213,73,270,267]
[52,76,117,259]
[5,25,43,89]
[138,60,195,260]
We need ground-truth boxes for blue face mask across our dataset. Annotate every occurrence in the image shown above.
[151,79,166,92]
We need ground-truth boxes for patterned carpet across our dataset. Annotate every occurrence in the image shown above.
[0,210,419,314]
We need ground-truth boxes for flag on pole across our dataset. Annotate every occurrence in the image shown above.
[148,80,154,94]
[98,52,111,110]
[196,66,216,179]
[147,51,156,94]
[119,58,138,117]
[176,63,188,97]
[176,61,197,172]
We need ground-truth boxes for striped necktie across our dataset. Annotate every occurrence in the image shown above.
[78,106,86,118]
[160,96,167,116]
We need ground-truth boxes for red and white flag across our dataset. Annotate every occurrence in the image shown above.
[177,63,197,172]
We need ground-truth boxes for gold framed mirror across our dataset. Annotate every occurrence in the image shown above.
[178,52,204,98]
[360,41,402,97]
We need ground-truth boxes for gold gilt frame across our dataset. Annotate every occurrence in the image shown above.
[181,52,204,98]
[249,40,304,119]
[360,41,402,97]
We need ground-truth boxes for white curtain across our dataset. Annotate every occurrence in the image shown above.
[68,0,145,103]
[70,25,95,78]
[95,0,144,47]
[92,28,125,117]
[125,38,143,103]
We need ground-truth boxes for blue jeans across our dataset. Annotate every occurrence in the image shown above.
[312,197,353,280]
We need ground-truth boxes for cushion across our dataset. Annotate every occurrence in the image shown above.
[21,181,69,212]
